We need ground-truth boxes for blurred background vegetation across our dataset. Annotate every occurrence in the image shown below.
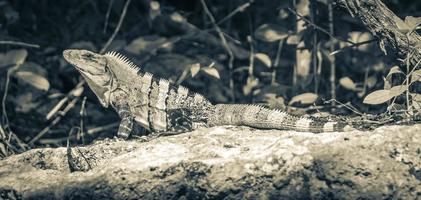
[0,0,420,157]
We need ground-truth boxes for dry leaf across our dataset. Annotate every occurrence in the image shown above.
[254,53,272,68]
[289,93,318,105]
[202,67,220,79]
[14,71,50,91]
[254,24,289,42]
[339,77,357,91]
[190,63,200,77]
[0,49,27,68]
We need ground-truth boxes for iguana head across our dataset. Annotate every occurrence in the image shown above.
[63,49,112,107]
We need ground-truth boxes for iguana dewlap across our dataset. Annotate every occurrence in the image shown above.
[63,49,354,139]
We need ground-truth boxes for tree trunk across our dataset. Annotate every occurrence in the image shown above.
[336,0,421,68]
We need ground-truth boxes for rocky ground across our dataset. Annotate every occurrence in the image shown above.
[0,124,420,199]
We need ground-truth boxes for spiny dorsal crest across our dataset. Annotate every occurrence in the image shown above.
[105,51,141,74]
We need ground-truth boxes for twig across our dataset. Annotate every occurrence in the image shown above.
[103,0,115,34]
[79,97,87,144]
[66,126,92,171]
[200,0,236,101]
[246,34,255,100]
[67,127,79,172]
[1,65,19,131]
[311,0,319,93]
[272,39,284,84]
[29,97,80,146]
[287,7,355,45]
[330,39,378,55]
[45,80,85,120]
[86,122,119,135]
[216,1,252,26]
[100,0,132,54]
[328,2,336,107]
[1,63,27,152]
[324,99,363,116]
[0,41,40,48]
[0,137,18,155]
[247,36,254,81]
[291,0,297,88]
[0,125,5,140]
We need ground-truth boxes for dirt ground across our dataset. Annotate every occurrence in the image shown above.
[1,124,420,199]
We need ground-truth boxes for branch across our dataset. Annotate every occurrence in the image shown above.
[335,0,421,68]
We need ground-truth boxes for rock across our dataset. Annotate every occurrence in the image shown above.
[0,124,420,199]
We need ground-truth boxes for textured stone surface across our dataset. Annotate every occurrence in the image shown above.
[0,124,420,199]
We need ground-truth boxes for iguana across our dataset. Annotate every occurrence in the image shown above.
[63,49,354,139]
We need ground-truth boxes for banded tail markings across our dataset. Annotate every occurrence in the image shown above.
[166,86,182,110]
[193,93,205,105]
[152,78,170,131]
[148,78,160,132]
[135,72,153,129]
[242,105,263,125]
[176,85,189,107]
[323,121,337,132]
[266,110,288,124]
[294,117,313,132]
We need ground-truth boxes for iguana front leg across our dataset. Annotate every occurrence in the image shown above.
[117,109,134,139]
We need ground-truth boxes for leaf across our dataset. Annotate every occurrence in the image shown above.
[389,85,408,96]
[150,1,160,11]
[286,34,300,45]
[386,66,403,78]
[19,62,48,76]
[14,71,50,91]
[410,69,421,83]
[394,16,411,33]
[411,93,421,102]
[404,16,421,33]
[363,90,392,105]
[243,77,259,95]
[0,49,28,68]
[412,100,421,111]
[15,93,39,113]
[289,93,318,105]
[254,53,272,68]
[348,32,372,52]
[364,85,408,105]
[384,77,392,90]
[385,66,402,90]
[125,35,169,55]
[170,12,186,23]
[254,24,289,42]
[339,77,357,91]
[190,63,200,77]
[202,67,220,79]
[71,86,84,97]
[296,49,311,76]
[366,76,377,88]
[264,93,286,110]
[395,16,421,34]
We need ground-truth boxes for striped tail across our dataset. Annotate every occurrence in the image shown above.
[209,104,354,133]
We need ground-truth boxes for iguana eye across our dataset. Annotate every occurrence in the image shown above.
[83,54,93,59]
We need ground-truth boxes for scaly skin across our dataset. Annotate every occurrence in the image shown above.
[63,49,354,139]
